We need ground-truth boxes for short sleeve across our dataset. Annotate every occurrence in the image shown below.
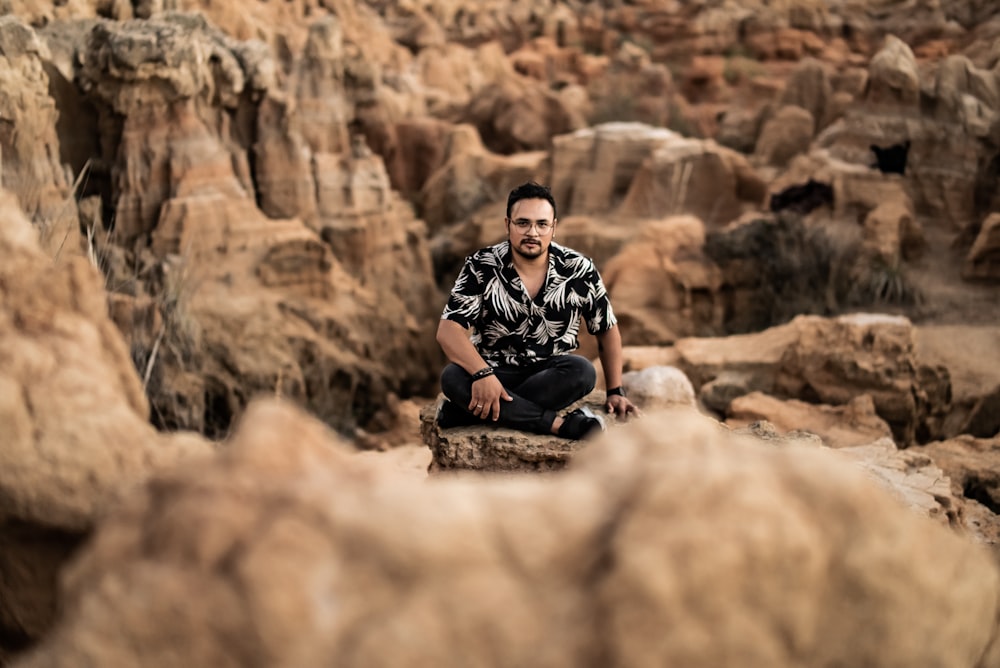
[582,262,617,335]
[441,257,484,330]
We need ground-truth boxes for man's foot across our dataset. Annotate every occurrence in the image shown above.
[557,408,604,440]
[436,399,480,429]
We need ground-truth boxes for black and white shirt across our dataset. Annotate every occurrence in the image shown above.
[441,241,617,367]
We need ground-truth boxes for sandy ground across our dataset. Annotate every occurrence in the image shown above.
[909,224,1000,401]
[914,325,1000,400]
[353,443,432,478]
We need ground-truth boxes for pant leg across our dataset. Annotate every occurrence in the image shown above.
[508,355,597,411]
[440,363,558,435]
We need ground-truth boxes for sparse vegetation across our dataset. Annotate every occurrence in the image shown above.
[849,257,923,307]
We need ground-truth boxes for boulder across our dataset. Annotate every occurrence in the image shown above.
[0,189,210,657]
[462,72,586,154]
[15,400,1000,667]
[620,366,696,411]
[602,216,724,345]
[418,124,548,231]
[866,35,921,109]
[775,314,950,444]
[727,392,894,448]
[550,122,676,217]
[923,433,1000,549]
[965,213,1000,282]
[779,58,836,130]
[618,132,767,226]
[673,314,951,445]
[419,393,613,473]
[754,105,815,167]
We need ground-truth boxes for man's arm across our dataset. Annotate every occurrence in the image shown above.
[436,319,511,420]
[595,324,639,418]
[436,319,488,374]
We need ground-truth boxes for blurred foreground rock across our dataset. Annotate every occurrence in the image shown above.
[0,190,210,659]
[14,399,1000,668]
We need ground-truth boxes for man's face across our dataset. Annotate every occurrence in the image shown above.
[506,198,556,261]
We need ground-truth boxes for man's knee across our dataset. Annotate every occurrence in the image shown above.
[562,355,596,393]
[440,363,469,398]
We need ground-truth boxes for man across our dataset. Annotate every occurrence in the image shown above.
[436,181,639,440]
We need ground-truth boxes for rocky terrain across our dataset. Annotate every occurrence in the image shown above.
[1,0,999,665]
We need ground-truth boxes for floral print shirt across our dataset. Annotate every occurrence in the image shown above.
[441,241,617,367]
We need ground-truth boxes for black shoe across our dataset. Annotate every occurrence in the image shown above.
[557,408,605,440]
[436,399,480,429]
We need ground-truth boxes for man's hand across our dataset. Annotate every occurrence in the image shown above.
[606,393,640,419]
[469,375,512,421]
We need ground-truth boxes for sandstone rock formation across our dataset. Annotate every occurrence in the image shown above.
[0,17,79,256]
[0,4,995,664]
[602,215,723,345]
[25,14,446,436]
[0,189,210,659]
[662,313,950,445]
[419,393,609,474]
[923,433,1000,548]
[14,400,1000,667]
[966,213,1000,281]
[727,391,894,448]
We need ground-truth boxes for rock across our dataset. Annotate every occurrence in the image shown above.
[13,402,1000,667]
[754,105,815,167]
[836,438,962,526]
[419,393,612,473]
[0,17,78,256]
[621,366,696,410]
[673,319,801,390]
[602,215,723,345]
[68,16,444,435]
[550,122,676,217]
[775,314,950,445]
[462,71,585,154]
[923,434,1000,549]
[418,124,547,231]
[965,213,1000,281]
[867,35,921,109]
[815,36,998,228]
[727,392,894,448]
[699,370,759,414]
[0,189,210,657]
[780,58,836,130]
[672,314,951,445]
[618,131,767,227]
[960,384,1000,438]
[715,104,767,154]
[863,198,925,265]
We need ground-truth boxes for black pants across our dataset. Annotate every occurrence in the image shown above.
[439,354,597,434]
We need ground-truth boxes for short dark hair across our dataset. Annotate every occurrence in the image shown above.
[506,182,557,220]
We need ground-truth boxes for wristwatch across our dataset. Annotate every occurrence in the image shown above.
[606,386,626,397]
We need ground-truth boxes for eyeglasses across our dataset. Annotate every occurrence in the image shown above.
[509,220,553,233]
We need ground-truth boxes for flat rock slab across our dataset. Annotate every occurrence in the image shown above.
[419,392,617,473]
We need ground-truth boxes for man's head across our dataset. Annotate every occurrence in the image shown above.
[505,182,557,261]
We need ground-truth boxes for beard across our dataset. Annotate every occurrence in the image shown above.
[511,238,545,259]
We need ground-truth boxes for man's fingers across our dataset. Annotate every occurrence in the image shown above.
[470,396,486,417]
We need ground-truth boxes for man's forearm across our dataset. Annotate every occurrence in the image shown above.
[596,325,624,390]
[437,319,490,375]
